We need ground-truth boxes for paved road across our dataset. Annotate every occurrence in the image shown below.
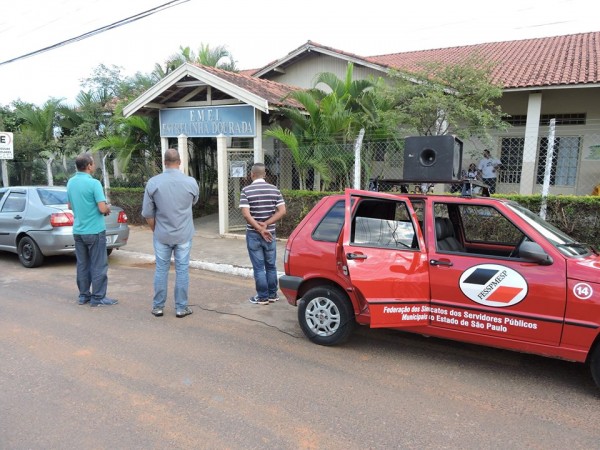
[1,251,600,449]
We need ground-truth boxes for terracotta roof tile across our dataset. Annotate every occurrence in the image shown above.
[191,63,304,108]
[365,32,600,89]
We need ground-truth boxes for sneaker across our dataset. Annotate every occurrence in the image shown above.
[90,297,118,307]
[249,296,269,305]
[176,307,193,318]
[78,297,90,305]
[152,307,164,317]
[268,295,280,303]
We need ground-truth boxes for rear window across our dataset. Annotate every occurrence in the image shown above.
[37,188,68,206]
[2,192,26,212]
[312,200,345,242]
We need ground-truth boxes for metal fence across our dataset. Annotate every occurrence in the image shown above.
[1,129,599,197]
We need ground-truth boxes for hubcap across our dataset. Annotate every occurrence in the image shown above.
[305,296,341,337]
[22,243,33,261]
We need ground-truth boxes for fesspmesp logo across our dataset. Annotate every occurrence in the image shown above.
[459,264,528,308]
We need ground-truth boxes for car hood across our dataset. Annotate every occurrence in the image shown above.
[567,253,600,282]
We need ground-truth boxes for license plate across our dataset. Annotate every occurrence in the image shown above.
[106,235,116,244]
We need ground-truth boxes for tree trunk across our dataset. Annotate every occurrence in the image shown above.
[46,158,54,186]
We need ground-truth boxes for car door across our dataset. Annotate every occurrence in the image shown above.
[427,199,566,346]
[342,189,430,328]
[0,188,27,250]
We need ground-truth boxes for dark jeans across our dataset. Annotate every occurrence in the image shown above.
[246,230,278,299]
[74,231,108,302]
[482,177,497,194]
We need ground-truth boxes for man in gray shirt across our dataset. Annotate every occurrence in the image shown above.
[142,148,199,318]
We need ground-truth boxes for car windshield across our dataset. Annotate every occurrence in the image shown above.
[37,188,68,206]
[506,202,591,257]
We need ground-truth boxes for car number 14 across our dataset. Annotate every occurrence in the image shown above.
[573,283,593,300]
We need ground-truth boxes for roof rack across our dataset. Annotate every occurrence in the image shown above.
[367,178,490,197]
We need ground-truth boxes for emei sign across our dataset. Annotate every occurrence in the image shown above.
[159,105,256,138]
[0,131,14,159]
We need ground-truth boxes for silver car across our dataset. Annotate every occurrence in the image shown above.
[0,186,129,268]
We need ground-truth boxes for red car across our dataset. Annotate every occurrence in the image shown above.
[280,188,600,389]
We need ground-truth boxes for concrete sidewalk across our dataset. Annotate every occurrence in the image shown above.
[116,214,287,278]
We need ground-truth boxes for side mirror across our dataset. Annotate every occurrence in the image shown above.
[519,241,553,265]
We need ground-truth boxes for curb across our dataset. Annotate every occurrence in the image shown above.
[118,250,285,279]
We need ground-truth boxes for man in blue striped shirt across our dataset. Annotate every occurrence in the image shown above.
[240,163,286,305]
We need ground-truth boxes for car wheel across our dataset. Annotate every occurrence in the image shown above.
[17,236,44,268]
[107,248,113,256]
[298,286,355,346]
[590,344,600,389]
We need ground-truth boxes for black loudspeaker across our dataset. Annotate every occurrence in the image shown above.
[403,135,463,182]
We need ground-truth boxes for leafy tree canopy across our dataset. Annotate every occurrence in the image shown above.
[383,54,509,141]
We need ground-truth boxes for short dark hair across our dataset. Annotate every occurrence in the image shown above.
[251,163,266,177]
[164,148,181,164]
[75,153,94,171]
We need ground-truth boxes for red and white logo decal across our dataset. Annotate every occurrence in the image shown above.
[459,264,528,308]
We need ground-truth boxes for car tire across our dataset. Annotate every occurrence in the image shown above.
[107,248,113,256]
[18,236,44,268]
[590,344,600,389]
[298,286,355,346]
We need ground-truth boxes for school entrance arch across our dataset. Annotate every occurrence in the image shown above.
[123,63,302,233]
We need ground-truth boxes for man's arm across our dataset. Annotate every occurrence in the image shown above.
[241,207,274,242]
[262,204,286,228]
[145,217,156,232]
[97,201,111,216]
[141,186,156,231]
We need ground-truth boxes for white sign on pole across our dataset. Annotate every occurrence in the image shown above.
[0,131,14,159]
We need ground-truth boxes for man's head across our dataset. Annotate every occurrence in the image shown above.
[251,163,266,180]
[75,153,95,172]
[164,148,181,168]
[483,149,491,158]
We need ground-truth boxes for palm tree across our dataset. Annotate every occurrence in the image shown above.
[152,43,237,80]
[15,98,64,185]
[196,43,237,71]
[93,114,160,176]
[266,63,379,190]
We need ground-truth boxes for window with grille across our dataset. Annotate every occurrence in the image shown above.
[536,137,580,186]
[505,115,527,126]
[230,137,253,149]
[499,137,524,184]
[504,113,586,127]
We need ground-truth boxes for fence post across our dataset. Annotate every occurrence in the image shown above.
[102,152,111,203]
[216,134,228,235]
[353,128,365,189]
[178,134,189,175]
[540,119,556,220]
[2,160,8,186]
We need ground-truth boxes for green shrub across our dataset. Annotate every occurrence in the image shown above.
[108,187,215,226]
[108,187,600,249]
[500,194,600,249]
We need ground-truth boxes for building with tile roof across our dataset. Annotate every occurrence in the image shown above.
[125,31,600,199]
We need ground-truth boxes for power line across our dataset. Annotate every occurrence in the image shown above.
[0,0,189,67]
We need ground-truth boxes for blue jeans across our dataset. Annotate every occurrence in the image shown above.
[246,230,278,299]
[153,238,192,311]
[74,231,108,302]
